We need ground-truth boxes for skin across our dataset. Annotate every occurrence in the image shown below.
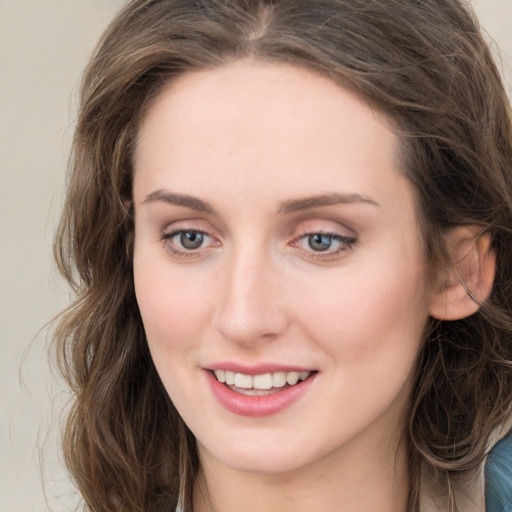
[132,60,437,512]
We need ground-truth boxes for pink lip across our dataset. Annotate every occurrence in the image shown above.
[205,369,317,417]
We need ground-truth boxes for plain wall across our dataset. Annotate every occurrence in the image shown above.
[0,1,510,510]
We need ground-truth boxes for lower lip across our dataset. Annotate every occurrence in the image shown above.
[205,371,316,417]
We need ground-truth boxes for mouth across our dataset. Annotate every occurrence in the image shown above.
[212,369,313,396]
[206,366,318,416]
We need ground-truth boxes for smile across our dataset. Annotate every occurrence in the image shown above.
[213,370,312,395]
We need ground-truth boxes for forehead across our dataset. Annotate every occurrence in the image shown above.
[133,60,407,213]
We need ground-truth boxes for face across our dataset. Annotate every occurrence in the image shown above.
[133,61,433,477]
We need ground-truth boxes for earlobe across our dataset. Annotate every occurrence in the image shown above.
[429,227,496,321]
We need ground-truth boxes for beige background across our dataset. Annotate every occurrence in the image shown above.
[0,1,511,510]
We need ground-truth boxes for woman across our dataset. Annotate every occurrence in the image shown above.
[53,0,512,511]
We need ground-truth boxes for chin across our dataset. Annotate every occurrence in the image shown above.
[197,428,331,476]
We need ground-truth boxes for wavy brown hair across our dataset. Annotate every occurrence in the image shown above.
[54,0,512,510]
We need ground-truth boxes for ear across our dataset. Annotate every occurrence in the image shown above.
[429,227,496,321]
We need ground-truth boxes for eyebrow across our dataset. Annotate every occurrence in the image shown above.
[277,193,380,213]
[143,190,216,214]
[143,190,380,214]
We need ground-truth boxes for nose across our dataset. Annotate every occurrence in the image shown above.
[212,246,289,346]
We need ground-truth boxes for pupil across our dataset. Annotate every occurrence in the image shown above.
[181,231,203,249]
[309,234,332,251]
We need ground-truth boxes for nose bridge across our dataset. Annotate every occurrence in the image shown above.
[213,241,287,345]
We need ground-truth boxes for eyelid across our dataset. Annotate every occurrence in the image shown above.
[160,224,220,259]
[158,219,357,261]
[160,218,220,241]
[289,221,357,260]
[292,231,356,248]
[293,215,356,232]
[161,228,209,244]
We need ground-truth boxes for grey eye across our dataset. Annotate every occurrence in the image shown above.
[308,234,333,251]
[180,231,204,249]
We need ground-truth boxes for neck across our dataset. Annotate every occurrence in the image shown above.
[192,430,410,512]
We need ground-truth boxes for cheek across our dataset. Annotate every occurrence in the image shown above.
[133,262,212,412]
[133,251,223,418]
[292,256,430,369]
[292,262,429,430]
[133,248,213,357]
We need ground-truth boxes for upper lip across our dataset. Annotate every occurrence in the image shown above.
[203,362,316,375]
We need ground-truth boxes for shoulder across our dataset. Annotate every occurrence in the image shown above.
[486,431,512,512]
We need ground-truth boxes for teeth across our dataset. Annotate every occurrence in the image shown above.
[253,373,273,390]
[286,372,300,385]
[272,371,286,387]
[213,370,312,390]
[225,370,235,385]
[214,369,226,383]
[234,373,252,389]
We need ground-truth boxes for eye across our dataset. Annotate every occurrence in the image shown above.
[177,231,205,250]
[160,229,218,257]
[293,231,356,259]
[307,233,337,252]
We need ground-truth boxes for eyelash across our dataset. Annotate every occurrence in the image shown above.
[160,229,356,261]
[292,231,356,260]
[160,229,215,259]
